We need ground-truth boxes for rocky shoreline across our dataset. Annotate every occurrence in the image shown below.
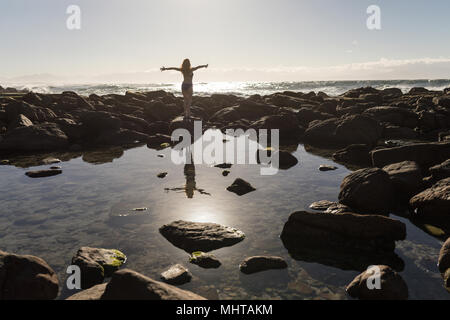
[1,85,450,300]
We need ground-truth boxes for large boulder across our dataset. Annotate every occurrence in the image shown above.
[159,220,245,253]
[0,123,69,152]
[339,168,396,214]
[0,250,59,300]
[80,111,122,137]
[382,161,423,199]
[304,115,382,147]
[235,100,277,120]
[8,114,33,130]
[101,269,206,300]
[346,265,408,300]
[410,178,450,218]
[281,211,406,254]
[4,100,57,123]
[438,238,450,273]
[71,247,127,289]
[371,142,450,168]
[250,113,304,141]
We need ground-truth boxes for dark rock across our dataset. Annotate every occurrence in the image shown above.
[383,161,423,199]
[148,121,170,135]
[144,101,181,122]
[296,107,333,127]
[71,247,127,289]
[0,123,69,152]
[25,169,62,178]
[438,238,450,273]
[383,126,418,139]
[281,211,406,254]
[189,252,221,269]
[226,178,256,196]
[222,170,230,176]
[319,165,337,171]
[215,163,232,169]
[430,159,450,180]
[239,256,287,274]
[332,144,371,166]
[101,269,206,300]
[409,87,429,95]
[8,114,33,130]
[410,178,450,218]
[363,106,418,128]
[159,220,245,253]
[346,265,408,300]
[147,134,172,148]
[250,113,304,141]
[66,283,107,300]
[157,172,168,178]
[95,129,150,146]
[5,100,57,123]
[80,111,122,137]
[160,264,192,285]
[371,142,450,168]
[0,250,59,300]
[273,150,299,170]
[433,95,450,108]
[339,168,396,214]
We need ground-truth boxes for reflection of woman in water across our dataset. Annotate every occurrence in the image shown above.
[165,145,210,198]
[161,59,208,120]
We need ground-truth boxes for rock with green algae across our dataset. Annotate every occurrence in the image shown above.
[189,252,221,269]
[71,247,127,289]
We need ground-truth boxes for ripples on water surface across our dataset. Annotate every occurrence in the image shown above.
[0,138,448,300]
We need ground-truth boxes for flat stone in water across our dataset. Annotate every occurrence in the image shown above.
[160,264,192,285]
[25,169,62,178]
[239,256,288,274]
[222,170,230,177]
[319,165,338,171]
[159,220,245,253]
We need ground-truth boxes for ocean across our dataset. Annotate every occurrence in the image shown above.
[6,79,450,97]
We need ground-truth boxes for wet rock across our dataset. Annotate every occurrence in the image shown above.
[0,250,59,300]
[101,269,206,300]
[339,168,396,214]
[250,113,304,141]
[159,220,245,253]
[332,144,371,166]
[438,238,450,273]
[41,157,61,165]
[383,161,423,199]
[8,114,33,130]
[1,160,10,165]
[95,129,150,146]
[66,283,107,300]
[319,165,337,171]
[160,264,192,285]
[325,203,352,214]
[281,211,406,254]
[222,170,230,176]
[80,111,122,137]
[346,265,408,300]
[147,134,172,148]
[371,142,450,168]
[363,106,418,128]
[25,169,62,178]
[157,172,168,178]
[148,121,170,135]
[226,178,256,196]
[239,256,288,274]
[430,159,450,180]
[410,178,450,218]
[309,200,335,211]
[215,163,232,169]
[383,126,418,139]
[144,101,181,122]
[275,151,299,170]
[71,247,127,289]
[0,123,69,152]
[304,115,382,148]
[189,252,221,269]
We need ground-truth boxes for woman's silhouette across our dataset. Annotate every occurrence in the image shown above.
[161,59,208,120]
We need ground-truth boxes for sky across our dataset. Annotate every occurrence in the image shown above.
[0,0,449,83]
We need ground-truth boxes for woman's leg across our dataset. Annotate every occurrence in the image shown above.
[185,87,193,118]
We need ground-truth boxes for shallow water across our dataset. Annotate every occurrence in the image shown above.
[0,136,448,300]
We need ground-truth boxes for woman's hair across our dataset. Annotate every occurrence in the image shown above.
[181,59,191,73]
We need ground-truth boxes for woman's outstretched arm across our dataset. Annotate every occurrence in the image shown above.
[191,64,209,71]
[161,66,181,71]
